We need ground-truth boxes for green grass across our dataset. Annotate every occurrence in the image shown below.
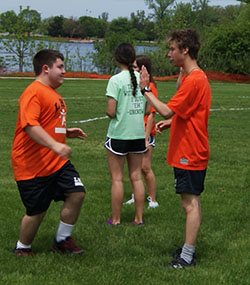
[0,78,250,284]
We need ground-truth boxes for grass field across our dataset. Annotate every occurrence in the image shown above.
[0,78,250,284]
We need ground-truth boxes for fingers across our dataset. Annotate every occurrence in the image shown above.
[53,142,71,158]
[59,145,72,158]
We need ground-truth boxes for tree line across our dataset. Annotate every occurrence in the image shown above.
[0,0,249,75]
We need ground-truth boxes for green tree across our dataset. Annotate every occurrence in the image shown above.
[63,17,82,38]
[78,16,107,38]
[19,6,41,35]
[99,12,109,22]
[144,0,175,40]
[145,0,175,20]
[47,15,65,37]
[0,6,41,36]
[0,56,6,71]
[130,10,156,41]
[0,6,42,72]
[131,10,146,32]
[91,32,135,74]
[237,0,250,3]
[0,10,17,33]
[38,17,51,35]
[170,2,195,30]
[143,20,156,41]
[146,42,178,76]
[198,2,249,74]
[108,17,132,34]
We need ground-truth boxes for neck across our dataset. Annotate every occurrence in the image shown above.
[117,62,129,71]
[182,59,199,75]
[186,66,200,75]
[36,76,54,89]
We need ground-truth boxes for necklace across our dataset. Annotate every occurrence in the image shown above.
[187,67,200,75]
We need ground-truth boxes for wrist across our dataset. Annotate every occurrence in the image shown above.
[141,86,152,95]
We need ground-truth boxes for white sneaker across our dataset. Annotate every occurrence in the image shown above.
[124,194,134,205]
[147,196,159,208]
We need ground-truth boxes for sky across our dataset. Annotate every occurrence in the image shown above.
[1,0,241,20]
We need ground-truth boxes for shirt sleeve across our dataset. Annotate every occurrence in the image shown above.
[106,76,119,101]
[19,91,41,129]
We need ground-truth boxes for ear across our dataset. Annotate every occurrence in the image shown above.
[42,64,49,74]
[183,47,189,55]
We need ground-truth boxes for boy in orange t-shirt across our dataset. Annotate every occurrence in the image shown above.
[140,29,211,268]
[11,49,87,256]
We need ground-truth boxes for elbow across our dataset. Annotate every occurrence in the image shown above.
[161,111,172,120]
[161,107,174,120]
[162,114,170,120]
[106,111,115,118]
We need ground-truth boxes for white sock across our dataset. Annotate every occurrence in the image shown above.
[56,220,74,243]
[181,243,195,264]
[16,240,31,249]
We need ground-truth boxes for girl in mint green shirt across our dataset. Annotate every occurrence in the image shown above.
[104,43,150,226]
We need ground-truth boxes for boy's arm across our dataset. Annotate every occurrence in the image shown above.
[25,125,71,158]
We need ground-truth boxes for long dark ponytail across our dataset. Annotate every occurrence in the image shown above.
[114,43,137,96]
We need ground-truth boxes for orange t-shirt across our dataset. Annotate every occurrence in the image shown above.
[144,82,158,136]
[167,69,211,170]
[11,80,69,181]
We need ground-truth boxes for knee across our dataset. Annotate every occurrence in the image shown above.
[181,200,193,213]
[66,191,85,203]
[141,165,149,176]
[129,172,142,183]
[181,198,199,214]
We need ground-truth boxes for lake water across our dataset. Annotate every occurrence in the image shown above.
[0,40,156,73]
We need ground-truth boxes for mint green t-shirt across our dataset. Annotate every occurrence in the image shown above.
[106,70,146,140]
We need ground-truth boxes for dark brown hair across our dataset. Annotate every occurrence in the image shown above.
[167,29,201,60]
[33,49,64,76]
[114,43,137,96]
[135,54,155,85]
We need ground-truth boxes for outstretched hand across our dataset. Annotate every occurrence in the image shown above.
[66,128,88,139]
[139,65,150,89]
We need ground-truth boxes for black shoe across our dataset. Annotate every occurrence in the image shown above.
[172,247,182,258]
[172,247,197,260]
[166,256,195,269]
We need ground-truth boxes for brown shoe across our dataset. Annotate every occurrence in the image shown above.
[51,236,84,255]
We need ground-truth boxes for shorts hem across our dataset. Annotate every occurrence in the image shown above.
[105,145,147,156]
[104,137,147,156]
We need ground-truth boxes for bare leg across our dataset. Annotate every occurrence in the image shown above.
[107,150,125,224]
[60,191,85,225]
[127,153,145,224]
[19,212,46,245]
[181,193,202,246]
[142,146,156,201]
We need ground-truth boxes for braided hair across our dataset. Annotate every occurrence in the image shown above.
[114,43,137,96]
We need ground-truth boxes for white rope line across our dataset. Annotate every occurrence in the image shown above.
[71,107,250,124]
[210,107,250,111]
[71,115,108,124]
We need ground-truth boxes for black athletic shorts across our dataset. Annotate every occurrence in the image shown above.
[16,161,85,216]
[104,137,147,156]
[174,167,207,196]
